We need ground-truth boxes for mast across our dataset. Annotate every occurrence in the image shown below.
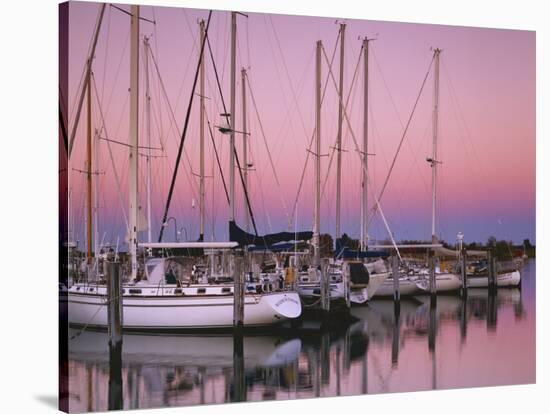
[199,20,206,241]
[229,12,237,223]
[335,23,345,242]
[144,36,152,245]
[93,128,99,261]
[313,40,322,268]
[430,48,441,243]
[86,68,93,266]
[129,5,140,279]
[360,37,370,251]
[241,68,249,232]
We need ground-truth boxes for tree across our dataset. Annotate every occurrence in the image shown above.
[319,233,334,257]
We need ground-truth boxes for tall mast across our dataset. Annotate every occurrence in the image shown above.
[129,5,140,279]
[199,20,206,241]
[229,12,237,223]
[335,23,345,242]
[313,40,322,268]
[144,36,152,245]
[86,68,93,266]
[93,128,99,260]
[241,68,249,232]
[360,37,370,251]
[430,48,441,243]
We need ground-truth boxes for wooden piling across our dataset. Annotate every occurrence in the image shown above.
[460,247,468,297]
[343,262,351,309]
[320,258,331,313]
[487,250,496,291]
[232,254,245,329]
[107,261,122,348]
[391,254,400,316]
[429,250,437,301]
[107,260,123,410]
[391,311,400,368]
[232,329,246,402]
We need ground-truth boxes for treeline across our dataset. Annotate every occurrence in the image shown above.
[325,234,535,259]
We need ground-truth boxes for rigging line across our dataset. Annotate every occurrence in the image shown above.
[148,47,200,200]
[368,54,435,226]
[204,110,230,205]
[320,42,363,201]
[91,73,129,231]
[100,5,112,107]
[372,46,429,194]
[205,29,259,237]
[267,15,322,142]
[104,28,131,121]
[158,10,213,243]
[320,44,402,260]
[68,3,107,157]
[68,3,103,125]
[245,72,292,227]
[235,143,260,237]
[289,35,341,228]
[59,101,68,153]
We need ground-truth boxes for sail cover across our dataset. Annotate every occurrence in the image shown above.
[335,237,388,259]
[229,221,313,247]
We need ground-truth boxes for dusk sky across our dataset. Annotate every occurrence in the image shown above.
[66,1,535,248]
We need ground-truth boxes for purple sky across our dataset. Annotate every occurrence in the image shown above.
[66,1,535,247]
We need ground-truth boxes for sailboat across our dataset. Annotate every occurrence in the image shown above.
[67,7,301,330]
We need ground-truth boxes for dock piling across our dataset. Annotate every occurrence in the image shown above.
[320,258,331,313]
[391,254,400,316]
[429,250,437,301]
[232,254,245,329]
[107,261,123,349]
[107,260,123,410]
[488,250,496,291]
[460,247,468,297]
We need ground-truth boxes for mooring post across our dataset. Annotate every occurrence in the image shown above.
[232,254,245,329]
[320,258,331,313]
[429,250,437,301]
[343,262,351,309]
[107,260,123,410]
[460,247,468,297]
[391,309,400,368]
[487,249,496,291]
[392,254,400,316]
[232,328,246,402]
[107,260,123,349]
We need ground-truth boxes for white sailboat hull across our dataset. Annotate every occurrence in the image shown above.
[416,272,462,293]
[467,270,521,288]
[348,272,390,304]
[366,272,391,299]
[372,277,422,297]
[68,290,301,330]
[372,272,461,297]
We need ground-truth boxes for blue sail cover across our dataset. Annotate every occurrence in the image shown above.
[229,221,313,248]
[335,236,388,259]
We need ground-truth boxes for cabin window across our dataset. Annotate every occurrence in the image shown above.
[129,288,142,295]
[222,287,231,294]
[197,288,206,294]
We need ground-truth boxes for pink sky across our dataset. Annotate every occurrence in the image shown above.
[66,1,535,247]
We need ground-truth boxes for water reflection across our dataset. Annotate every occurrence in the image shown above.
[67,260,534,412]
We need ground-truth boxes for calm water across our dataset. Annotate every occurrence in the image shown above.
[66,260,536,412]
